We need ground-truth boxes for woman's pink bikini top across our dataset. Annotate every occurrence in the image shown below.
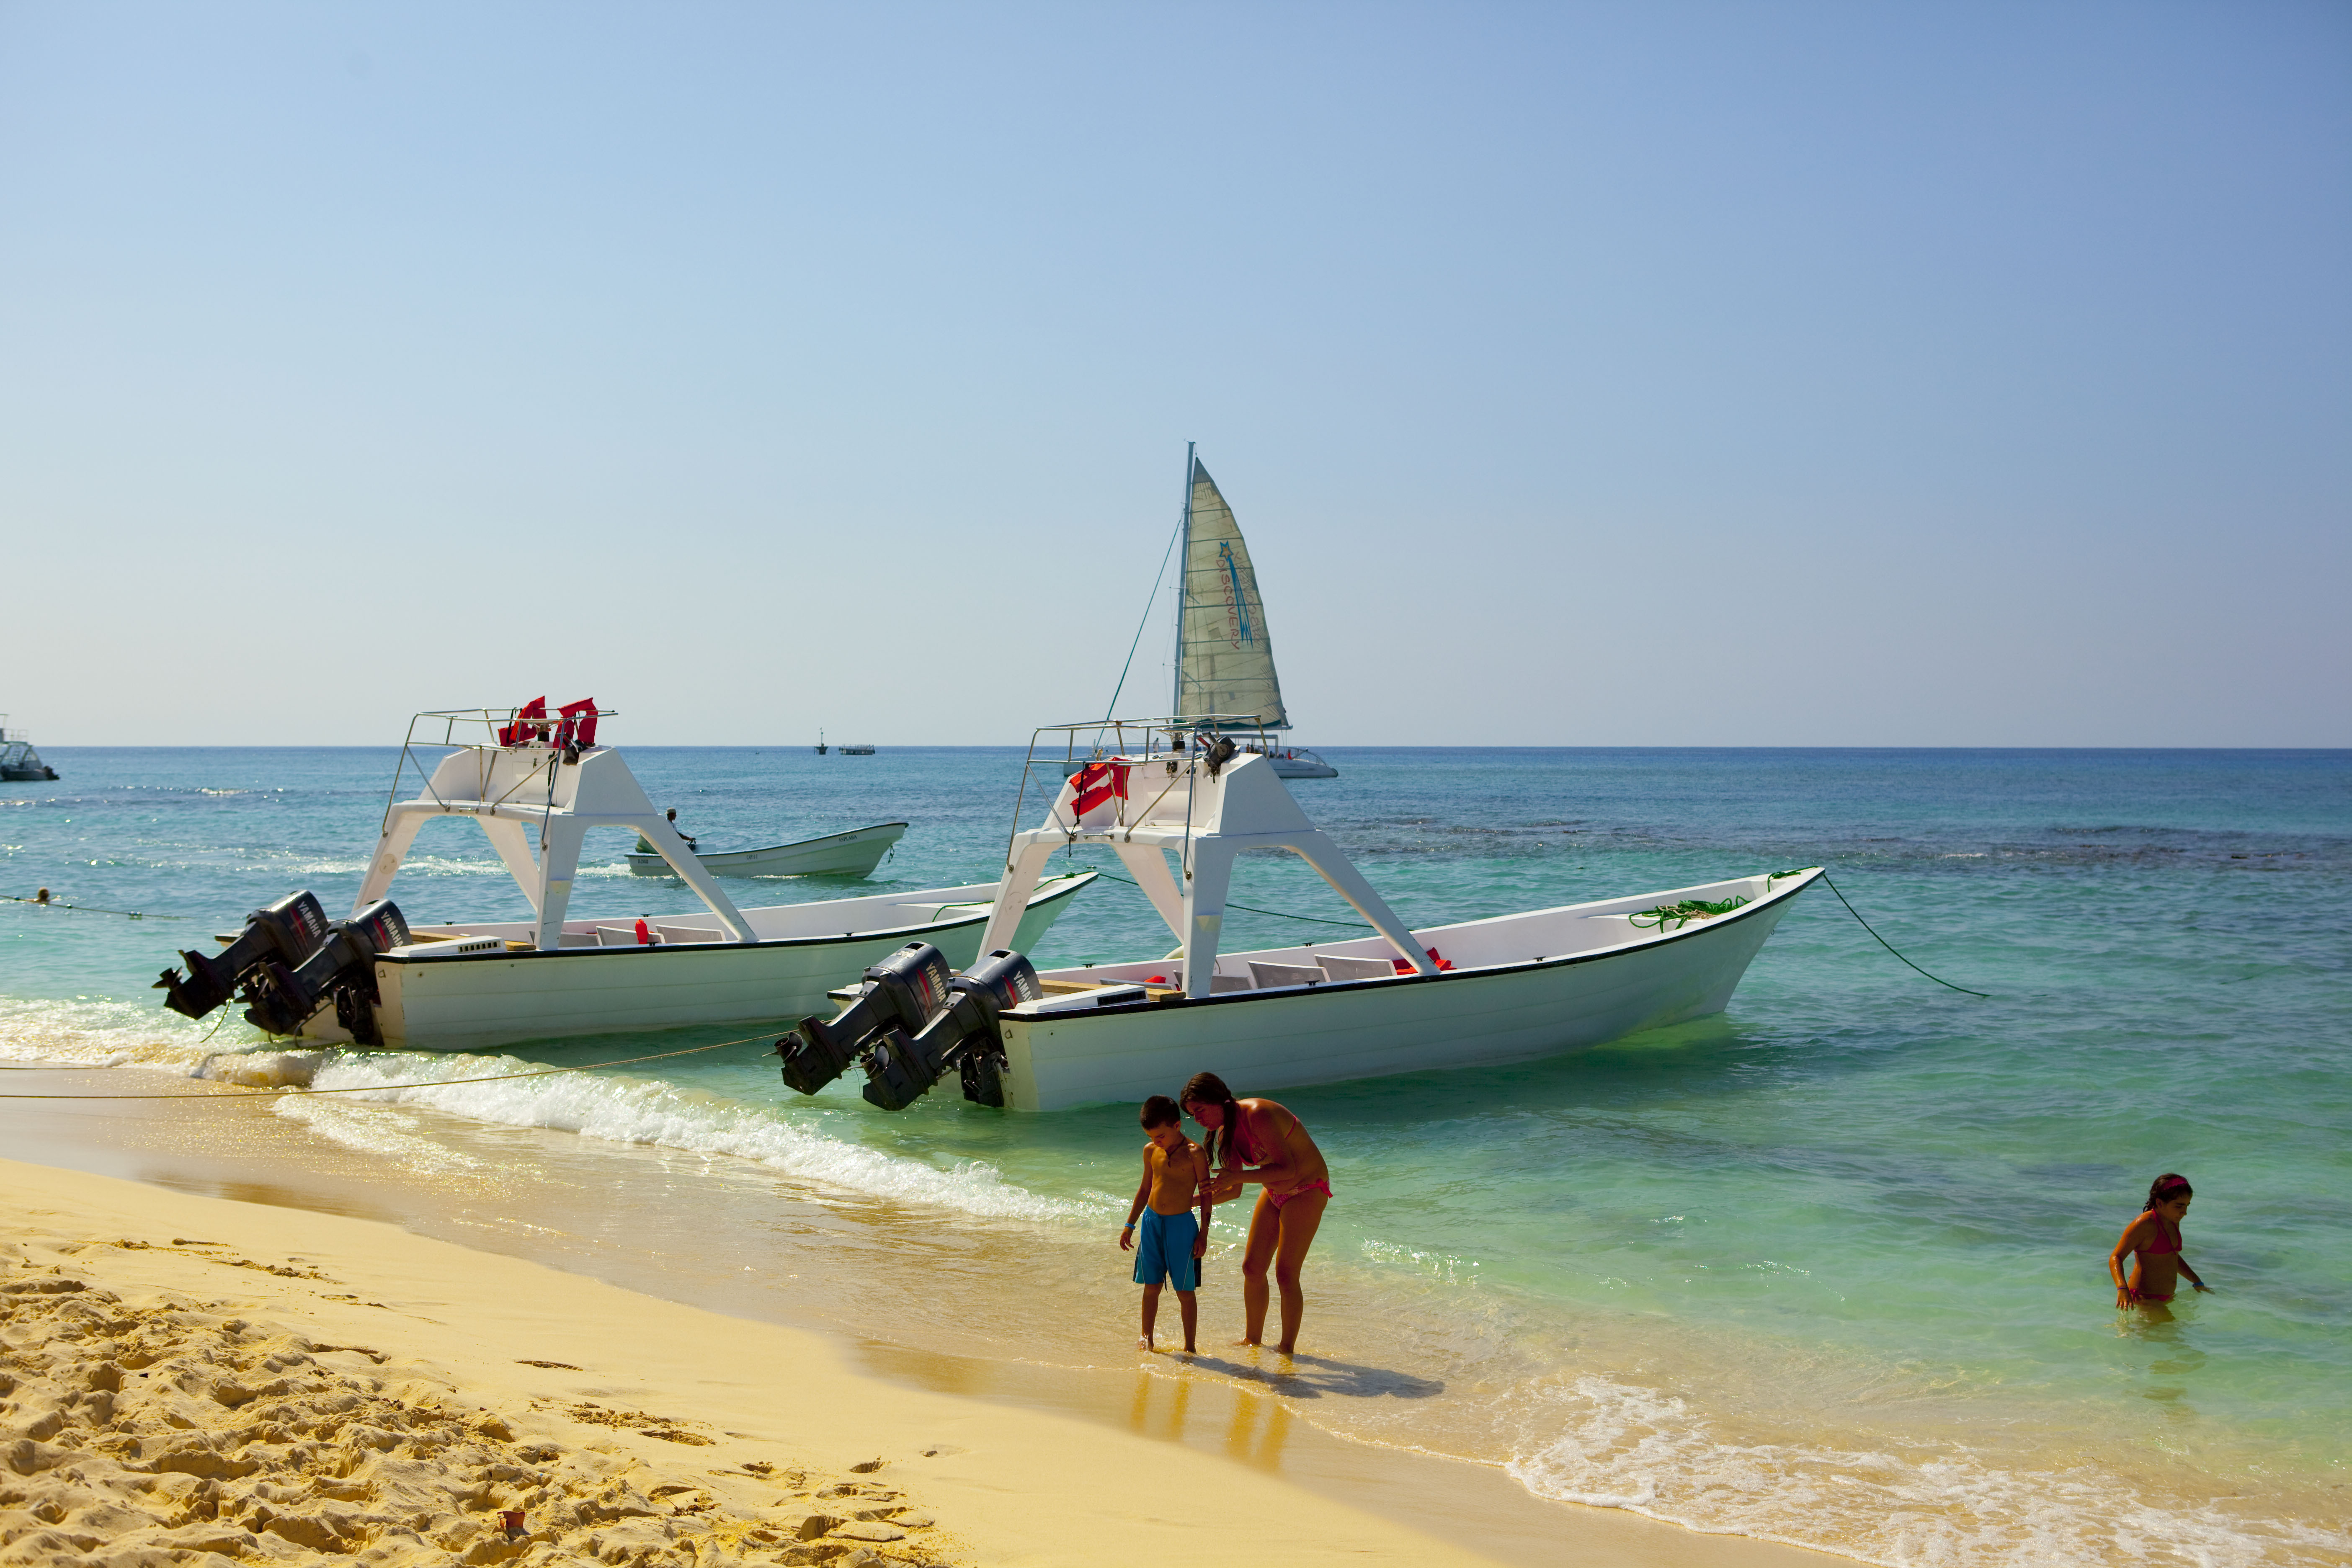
[2139,1217,2182,1256]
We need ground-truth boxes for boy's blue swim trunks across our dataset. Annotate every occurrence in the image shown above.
[1132,1207,1201,1291]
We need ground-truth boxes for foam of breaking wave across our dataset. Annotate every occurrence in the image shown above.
[272,1096,487,1176]
[1505,1375,2351,1568]
[0,995,226,1074]
[0,999,1086,1225]
[295,1052,1088,1225]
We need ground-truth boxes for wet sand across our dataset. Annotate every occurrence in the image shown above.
[0,1068,1835,1566]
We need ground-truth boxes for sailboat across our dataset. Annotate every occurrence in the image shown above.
[1126,450,1333,780]
[1170,451,1336,779]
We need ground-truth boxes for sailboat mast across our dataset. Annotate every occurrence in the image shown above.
[1171,440,1195,722]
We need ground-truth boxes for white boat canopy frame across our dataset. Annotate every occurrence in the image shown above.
[356,708,754,950]
[980,717,1435,999]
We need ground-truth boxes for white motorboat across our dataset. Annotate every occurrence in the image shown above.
[780,718,1818,1113]
[0,716,58,782]
[625,822,907,879]
[156,704,1092,1053]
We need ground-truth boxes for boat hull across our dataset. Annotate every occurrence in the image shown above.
[624,822,907,879]
[998,872,1811,1110]
[302,876,1090,1053]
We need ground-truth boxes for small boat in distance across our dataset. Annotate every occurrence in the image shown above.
[0,717,57,782]
[627,821,906,879]
[814,730,828,755]
[1171,450,1334,779]
[838,743,877,756]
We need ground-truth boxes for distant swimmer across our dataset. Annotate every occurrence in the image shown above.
[1181,1071,1331,1355]
[2109,1173,2210,1310]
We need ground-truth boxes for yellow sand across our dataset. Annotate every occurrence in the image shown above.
[0,1158,1826,1566]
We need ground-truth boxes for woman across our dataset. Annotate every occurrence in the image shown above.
[1180,1072,1331,1354]
[2108,1172,2210,1310]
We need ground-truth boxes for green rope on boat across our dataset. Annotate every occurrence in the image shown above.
[1628,895,1750,931]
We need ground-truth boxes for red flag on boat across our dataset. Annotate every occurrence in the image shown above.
[499,697,549,747]
[555,698,598,749]
[1072,760,1130,818]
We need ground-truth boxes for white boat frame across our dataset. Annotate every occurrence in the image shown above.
[971,718,1818,1110]
[299,709,1092,1052]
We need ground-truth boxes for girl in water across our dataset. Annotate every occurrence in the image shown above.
[1180,1072,1331,1355]
[2109,1172,2210,1309]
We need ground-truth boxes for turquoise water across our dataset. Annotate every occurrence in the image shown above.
[5,746,2349,1564]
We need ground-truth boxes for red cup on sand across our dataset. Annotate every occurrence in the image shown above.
[499,1511,526,1534]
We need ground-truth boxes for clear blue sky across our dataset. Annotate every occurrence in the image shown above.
[4,2,2345,746]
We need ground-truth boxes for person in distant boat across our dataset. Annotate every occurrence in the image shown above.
[1180,1071,1331,1354]
[635,808,696,856]
[1120,1095,1214,1354]
[2109,1173,2209,1310]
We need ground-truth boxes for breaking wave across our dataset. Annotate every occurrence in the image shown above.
[1506,1375,2351,1567]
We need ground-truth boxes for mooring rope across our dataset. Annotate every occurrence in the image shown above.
[4,894,194,920]
[1819,872,1991,998]
[0,1034,771,1101]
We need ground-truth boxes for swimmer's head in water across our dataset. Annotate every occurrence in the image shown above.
[2144,1173,2193,1212]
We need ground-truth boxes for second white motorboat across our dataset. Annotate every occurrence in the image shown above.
[155,704,1092,1053]
[776,717,1818,1112]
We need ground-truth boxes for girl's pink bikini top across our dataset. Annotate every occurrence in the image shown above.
[2139,1217,2182,1256]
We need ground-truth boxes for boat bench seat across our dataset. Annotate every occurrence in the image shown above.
[1167,966,1256,994]
[1248,961,1324,989]
[1318,954,1398,981]
[592,922,726,946]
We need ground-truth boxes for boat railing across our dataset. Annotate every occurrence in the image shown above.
[1003,712,1275,870]
[379,705,620,834]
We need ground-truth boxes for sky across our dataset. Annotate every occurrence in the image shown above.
[2,2,2346,747]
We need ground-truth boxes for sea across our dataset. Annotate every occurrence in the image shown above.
[3,745,2347,1565]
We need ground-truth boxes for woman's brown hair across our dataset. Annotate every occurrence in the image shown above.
[2143,1173,2193,1212]
[1181,1071,1245,1169]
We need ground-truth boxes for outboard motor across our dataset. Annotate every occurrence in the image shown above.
[775,946,1042,1111]
[774,942,953,1096]
[862,949,1042,1111]
[239,900,413,1043]
[156,891,333,1019]
[156,893,410,1043]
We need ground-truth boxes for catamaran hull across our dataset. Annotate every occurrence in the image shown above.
[624,822,907,879]
[300,879,1086,1054]
[999,887,1801,1111]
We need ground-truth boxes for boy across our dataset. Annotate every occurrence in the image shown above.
[1120,1094,1214,1353]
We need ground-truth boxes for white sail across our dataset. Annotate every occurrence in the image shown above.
[1173,459,1289,730]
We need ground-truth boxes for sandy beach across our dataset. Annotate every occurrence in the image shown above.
[0,1149,1835,1567]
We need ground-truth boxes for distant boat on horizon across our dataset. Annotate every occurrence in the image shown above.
[0,716,58,782]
